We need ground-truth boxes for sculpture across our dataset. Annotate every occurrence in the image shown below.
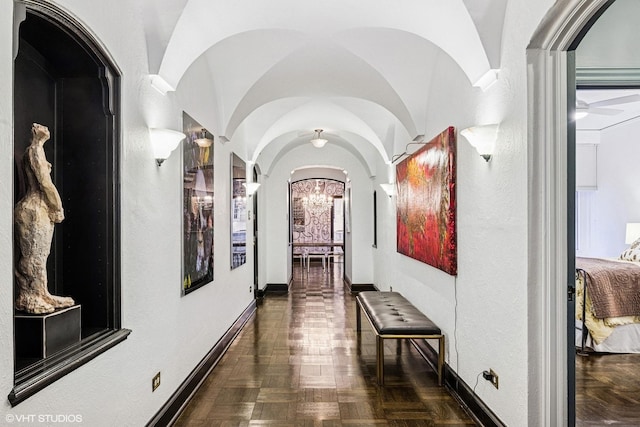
[14,123,74,314]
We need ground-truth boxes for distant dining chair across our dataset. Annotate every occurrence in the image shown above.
[326,246,343,270]
[306,249,326,272]
[293,247,306,269]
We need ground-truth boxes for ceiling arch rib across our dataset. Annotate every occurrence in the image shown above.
[259,132,375,178]
[224,40,416,140]
[235,97,401,166]
[156,0,494,93]
[333,28,445,138]
[196,29,311,131]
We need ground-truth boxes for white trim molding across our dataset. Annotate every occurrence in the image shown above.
[527,0,614,426]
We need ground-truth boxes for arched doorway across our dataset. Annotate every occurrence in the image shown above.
[290,178,345,278]
[527,0,616,424]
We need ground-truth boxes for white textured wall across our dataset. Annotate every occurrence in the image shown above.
[577,118,640,258]
[1,1,254,426]
[372,1,553,424]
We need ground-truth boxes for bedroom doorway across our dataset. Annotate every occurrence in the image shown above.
[572,0,640,424]
[527,0,624,425]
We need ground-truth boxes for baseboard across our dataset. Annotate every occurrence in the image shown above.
[349,283,377,293]
[265,282,289,293]
[146,300,257,427]
[343,276,377,293]
[411,340,505,427]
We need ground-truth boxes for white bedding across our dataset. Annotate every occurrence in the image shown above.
[576,319,640,353]
[575,257,640,353]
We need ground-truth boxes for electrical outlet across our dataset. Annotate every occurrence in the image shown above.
[250,286,253,293]
[152,372,161,392]
[489,369,499,389]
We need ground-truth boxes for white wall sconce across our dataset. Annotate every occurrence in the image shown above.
[460,124,499,162]
[379,183,395,198]
[625,223,640,244]
[149,128,186,166]
[243,182,261,195]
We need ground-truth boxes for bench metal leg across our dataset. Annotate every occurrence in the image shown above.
[438,336,445,386]
[376,335,384,385]
[356,301,361,332]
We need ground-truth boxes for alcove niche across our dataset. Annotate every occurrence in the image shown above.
[10,2,129,406]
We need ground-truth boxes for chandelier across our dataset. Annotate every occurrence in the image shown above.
[303,181,333,216]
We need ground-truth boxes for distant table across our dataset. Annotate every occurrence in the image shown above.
[292,243,344,271]
[292,242,344,249]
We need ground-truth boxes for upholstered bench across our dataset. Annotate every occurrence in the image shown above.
[356,291,444,386]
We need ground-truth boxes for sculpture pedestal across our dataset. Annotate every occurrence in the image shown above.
[15,305,81,359]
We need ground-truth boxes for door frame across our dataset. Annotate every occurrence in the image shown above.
[252,165,259,298]
[527,1,615,425]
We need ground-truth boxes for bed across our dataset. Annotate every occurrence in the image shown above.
[575,257,640,353]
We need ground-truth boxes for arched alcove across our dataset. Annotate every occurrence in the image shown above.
[11,1,128,406]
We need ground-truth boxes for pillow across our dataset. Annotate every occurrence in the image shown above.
[620,237,640,261]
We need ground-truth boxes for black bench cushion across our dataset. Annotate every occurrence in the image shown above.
[358,291,441,335]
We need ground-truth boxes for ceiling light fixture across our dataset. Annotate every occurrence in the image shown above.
[575,109,589,120]
[310,129,328,148]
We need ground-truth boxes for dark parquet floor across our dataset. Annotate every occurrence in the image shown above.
[576,352,640,426]
[175,263,476,426]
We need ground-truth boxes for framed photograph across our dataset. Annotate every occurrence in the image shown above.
[231,153,247,269]
[396,127,457,275]
[182,112,214,294]
[373,190,377,248]
[288,181,292,244]
[345,183,352,233]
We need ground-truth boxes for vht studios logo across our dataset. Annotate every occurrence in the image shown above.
[6,414,83,423]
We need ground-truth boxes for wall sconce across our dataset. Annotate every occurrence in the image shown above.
[243,182,261,195]
[460,124,499,162]
[379,183,395,198]
[625,223,640,244]
[149,128,186,166]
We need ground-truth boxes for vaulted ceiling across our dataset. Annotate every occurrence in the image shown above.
[140,0,507,173]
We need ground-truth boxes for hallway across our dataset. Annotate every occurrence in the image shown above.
[175,265,475,426]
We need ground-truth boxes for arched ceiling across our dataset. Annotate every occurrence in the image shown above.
[141,0,506,176]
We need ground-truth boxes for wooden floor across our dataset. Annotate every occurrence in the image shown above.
[175,263,475,426]
[576,352,640,426]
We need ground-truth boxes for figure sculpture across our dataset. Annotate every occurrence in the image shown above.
[14,123,74,314]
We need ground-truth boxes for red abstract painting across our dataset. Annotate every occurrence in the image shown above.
[396,127,457,275]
